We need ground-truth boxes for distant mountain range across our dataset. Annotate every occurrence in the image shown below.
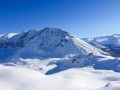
[83,34,120,57]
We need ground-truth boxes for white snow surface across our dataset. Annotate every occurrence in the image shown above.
[0,64,120,90]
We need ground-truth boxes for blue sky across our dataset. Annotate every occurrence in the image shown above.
[0,0,120,38]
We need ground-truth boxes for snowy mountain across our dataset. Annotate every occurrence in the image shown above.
[1,27,120,73]
[1,28,120,90]
[0,27,107,62]
[83,34,120,57]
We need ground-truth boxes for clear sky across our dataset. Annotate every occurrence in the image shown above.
[0,0,120,38]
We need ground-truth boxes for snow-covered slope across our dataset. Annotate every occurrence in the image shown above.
[0,27,107,62]
[0,65,120,90]
[83,34,120,57]
[0,33,18,41]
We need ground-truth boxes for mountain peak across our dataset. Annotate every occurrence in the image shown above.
[43,27,63,31]
[39,27,70,36]
[0,27,107,61]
